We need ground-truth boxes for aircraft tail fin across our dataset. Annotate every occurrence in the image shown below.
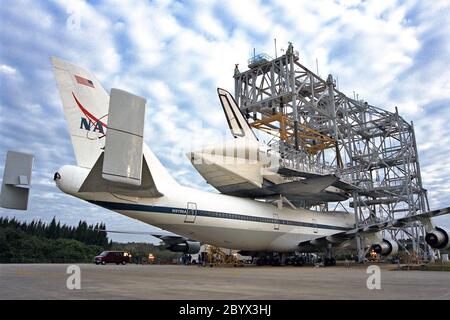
[51,57,109,169]
[52,57,180,195]
[217,88,257,141]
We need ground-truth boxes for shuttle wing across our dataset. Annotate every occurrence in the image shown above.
[273,175,339,195]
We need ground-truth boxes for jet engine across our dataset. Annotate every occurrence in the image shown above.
[425,227,450,249]
[168,241,201,254]
[372,239,399,256]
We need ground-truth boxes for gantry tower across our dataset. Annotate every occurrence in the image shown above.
[233,43,431,261]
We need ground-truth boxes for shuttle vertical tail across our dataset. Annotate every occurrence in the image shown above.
[217,88,257,141]
[51,57,109,169]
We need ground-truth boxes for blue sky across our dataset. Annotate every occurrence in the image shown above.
[1,0,449,242]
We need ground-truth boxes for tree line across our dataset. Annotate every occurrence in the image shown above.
[0,217,187,264]
[0,217,110,247]
[0,217,112,263]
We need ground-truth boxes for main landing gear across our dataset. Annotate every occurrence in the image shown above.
[324,247,336,266]
[324,257,336,266]
[255,253,309,266]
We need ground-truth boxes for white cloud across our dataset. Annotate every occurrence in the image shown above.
[0,64,17,75]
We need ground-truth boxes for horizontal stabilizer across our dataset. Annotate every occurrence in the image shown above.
[79,153,162,197]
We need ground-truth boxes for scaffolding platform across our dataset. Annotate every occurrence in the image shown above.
[248,53,272,68]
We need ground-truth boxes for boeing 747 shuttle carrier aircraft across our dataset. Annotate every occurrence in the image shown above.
[51,57,450,265]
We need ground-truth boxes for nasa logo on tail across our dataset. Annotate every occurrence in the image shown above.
[71,74,108,135]
[71,93,107,135]
[72,92,107,134]
[79,117,105,134]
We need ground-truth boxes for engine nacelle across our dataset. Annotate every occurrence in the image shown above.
[425,227,450,249]
[168,241,201,254]
[373,239,399,256]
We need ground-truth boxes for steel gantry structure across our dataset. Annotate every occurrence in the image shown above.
[233,43,431,262]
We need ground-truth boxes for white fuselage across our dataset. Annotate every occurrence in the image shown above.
[56,163,356,253]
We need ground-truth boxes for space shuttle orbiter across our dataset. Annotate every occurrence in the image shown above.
[188,88,357,206]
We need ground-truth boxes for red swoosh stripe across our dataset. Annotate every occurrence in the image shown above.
[72,92,107,128]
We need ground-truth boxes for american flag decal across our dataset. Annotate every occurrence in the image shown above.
[75,75,94,88]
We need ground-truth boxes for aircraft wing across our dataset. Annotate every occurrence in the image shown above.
[92,228,196,244]
[299,206,450,248]
[92,228,201,254]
